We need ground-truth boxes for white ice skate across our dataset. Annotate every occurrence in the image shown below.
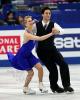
[23,87,36,95]
[39,82,48,93]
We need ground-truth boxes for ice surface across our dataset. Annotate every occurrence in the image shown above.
[0,65,80,100]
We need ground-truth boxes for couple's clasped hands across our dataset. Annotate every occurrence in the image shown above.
[51,27,60,35]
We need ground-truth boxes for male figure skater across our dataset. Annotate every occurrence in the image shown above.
[36,7,74,93]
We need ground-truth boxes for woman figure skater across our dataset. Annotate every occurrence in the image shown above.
[7,16,59,94]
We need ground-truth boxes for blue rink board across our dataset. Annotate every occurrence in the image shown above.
[0,57,80,67]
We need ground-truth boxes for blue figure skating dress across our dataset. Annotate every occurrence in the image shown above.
[7,40,39,71]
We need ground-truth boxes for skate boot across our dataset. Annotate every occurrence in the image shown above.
[23,87,36,94]
[39,82,48,93]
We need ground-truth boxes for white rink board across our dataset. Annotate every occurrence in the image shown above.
[0,28,80,60]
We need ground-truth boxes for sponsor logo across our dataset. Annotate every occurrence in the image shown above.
[54,36,80,51]
[0,36,20,54]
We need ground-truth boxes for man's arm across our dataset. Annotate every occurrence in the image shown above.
[54,23,64,34]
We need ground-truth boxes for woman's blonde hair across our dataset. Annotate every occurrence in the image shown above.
[24,16,33,30]
[24,16,32,22]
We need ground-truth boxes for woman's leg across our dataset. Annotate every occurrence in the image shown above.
[35,63,48,93]
[24,69,34,87]
[35,63,43,82]
[23,69,36,94]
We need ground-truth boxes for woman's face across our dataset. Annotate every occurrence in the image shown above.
[24,17,33,28]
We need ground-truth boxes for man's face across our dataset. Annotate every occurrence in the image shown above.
[42,10,51,21]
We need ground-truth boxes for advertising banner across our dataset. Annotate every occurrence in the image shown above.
[0,28,80,66]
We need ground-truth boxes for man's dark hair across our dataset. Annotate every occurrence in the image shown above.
[41,7,51,14]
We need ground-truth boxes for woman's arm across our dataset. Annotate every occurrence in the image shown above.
[24,32,53,41]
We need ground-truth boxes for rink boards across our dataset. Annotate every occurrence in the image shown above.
[0,28,80,66]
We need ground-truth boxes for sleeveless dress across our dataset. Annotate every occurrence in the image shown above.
[7,30,39,71]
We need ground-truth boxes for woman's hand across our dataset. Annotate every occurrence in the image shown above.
[52,27,60,35]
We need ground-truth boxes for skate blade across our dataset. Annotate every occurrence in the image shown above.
[41,90,48,93]
[23,91,36,95]
[65,91,74,94]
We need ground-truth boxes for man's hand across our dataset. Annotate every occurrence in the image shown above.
[52,27,60,35]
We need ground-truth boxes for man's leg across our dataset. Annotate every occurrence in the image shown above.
[46,58,64,93]
[37,50,64,93]
[53,49,74,92]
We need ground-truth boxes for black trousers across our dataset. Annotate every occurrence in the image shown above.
[36,46,70,90]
